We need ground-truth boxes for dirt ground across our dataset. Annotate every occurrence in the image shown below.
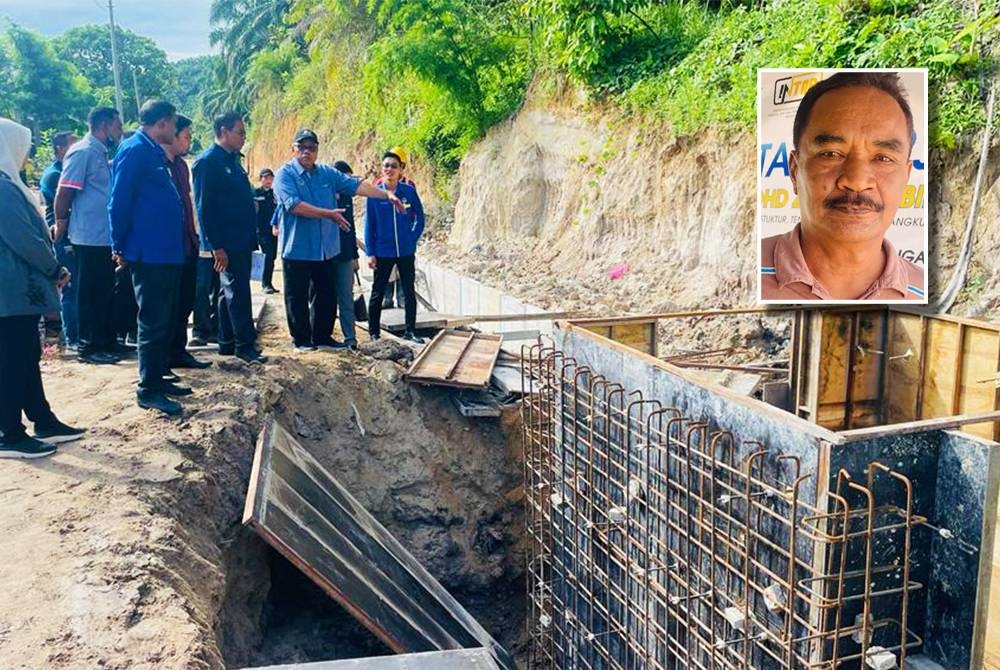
[0,288,526,670]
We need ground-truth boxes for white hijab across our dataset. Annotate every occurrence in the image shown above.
[0,117,37,205]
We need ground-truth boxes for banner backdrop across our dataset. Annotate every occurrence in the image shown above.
[757,69,928,271]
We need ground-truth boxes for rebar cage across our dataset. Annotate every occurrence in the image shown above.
[521,344,925,670]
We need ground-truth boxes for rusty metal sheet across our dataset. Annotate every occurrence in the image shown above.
[241,647,501,669]
[242,418,515,670]
[405,330,502,389]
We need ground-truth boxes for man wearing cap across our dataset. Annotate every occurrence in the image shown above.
[760,72,924,301]
[193,111,267,363]
[272,129,407,351]
[254,168,279,294]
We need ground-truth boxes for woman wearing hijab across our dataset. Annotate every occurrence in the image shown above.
[0,118,84,458]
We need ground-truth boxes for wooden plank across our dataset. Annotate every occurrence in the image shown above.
[816,312,852,430]
[406,330,503,389]
[848,311,886,429]
[886,312,924,423]
[610,321,656,355]
[378,309,462,332]
[837,410,1000,442]
[923,319,963,419]
[243,419,515,669]
[958,327,1000,440]
[973,437,1000,669]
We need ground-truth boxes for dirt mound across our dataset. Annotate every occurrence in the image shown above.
[0,308,525,669]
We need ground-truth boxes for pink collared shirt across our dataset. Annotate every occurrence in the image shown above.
[760,225,925,301]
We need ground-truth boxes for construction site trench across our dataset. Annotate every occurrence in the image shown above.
[0,306,527,669]
[218,345,528,668]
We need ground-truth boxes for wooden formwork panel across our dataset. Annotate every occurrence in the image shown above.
[886,312,924,423]
[958,326,999,440]
[579,318,657,356]
[406,330,502,389]
[923,318,963,419]
[815,312,852,430]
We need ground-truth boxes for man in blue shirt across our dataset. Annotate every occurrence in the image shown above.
[272,129,405,351]
[192,112,266,363]
[109,99,189,416]
[39,131,78,349]
[53,107,123,365]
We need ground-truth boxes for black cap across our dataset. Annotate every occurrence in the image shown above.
[293,128,319,144]
[259,168,274,178]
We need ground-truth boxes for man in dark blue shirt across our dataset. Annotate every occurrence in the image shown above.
[254,168,278,294]
[40,131,78,349]
[109,99,190,416]
[192,112,267,363]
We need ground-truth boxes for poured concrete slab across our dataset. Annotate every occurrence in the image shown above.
[243,418,515,670]
[242,647,501,670]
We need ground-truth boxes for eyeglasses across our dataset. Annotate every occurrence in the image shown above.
[295,144,319,154]
[382,162,400,169]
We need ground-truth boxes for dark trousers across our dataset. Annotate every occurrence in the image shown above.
[54,242,78,344]
[259,235,277,288]
[193,256,220,341]
[283,258,336,346]
[169,257,198,362]
[131,262,181,393]
[218,250,256,352]
[112,265,138,340]
[0,315,54,442]
[74,244,116,355]
[368,255,416,338]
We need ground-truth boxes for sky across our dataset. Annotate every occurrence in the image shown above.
[0,0,214,61]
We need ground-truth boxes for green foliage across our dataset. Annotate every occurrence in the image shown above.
[172,55,224,151]
[2,23,93,132]
[54,24,176,121]
[620,0,996,147]
[208,0,293,115]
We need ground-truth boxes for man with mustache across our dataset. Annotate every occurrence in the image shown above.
[760,72,924,301]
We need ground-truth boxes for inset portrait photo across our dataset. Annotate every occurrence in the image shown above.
[757,69,928,304]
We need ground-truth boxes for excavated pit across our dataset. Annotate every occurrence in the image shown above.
[209,353,528,668]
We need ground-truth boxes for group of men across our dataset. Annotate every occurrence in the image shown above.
[40,99,427,417]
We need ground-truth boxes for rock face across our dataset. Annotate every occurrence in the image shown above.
[449,93,759,309]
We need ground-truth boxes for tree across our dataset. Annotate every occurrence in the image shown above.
[54,24,176,121]
[209,0,291,115]
[2,24,93,134]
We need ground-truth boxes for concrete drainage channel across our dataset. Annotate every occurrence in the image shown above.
[192,353,527,668]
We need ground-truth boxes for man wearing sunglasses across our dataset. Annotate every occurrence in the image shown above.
[272,129,406,351]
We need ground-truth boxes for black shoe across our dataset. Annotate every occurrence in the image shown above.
[292,343,318,352]
[125,332,138,347]
[107,341,135,355]
[263,285,279,294]
[382,302,395,309]
[162,371,181,383]
[188,336,207,347]
[206,334,218,344]
[236,349,268,363]
[137,392,182,416]
[402,331,424,344]
[33,417,85,440]
[171,353,212,369]
[370,334,381,341]
[159,382,193,397]
[78,351,119,365]
[314,339,342,350]
[0,436,57,459]
[218,344,235,356]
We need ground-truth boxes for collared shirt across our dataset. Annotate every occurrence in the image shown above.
[168,156,199,258]
[760,224,925,301]
[192,143,257,253]
[39,159,62,227]
[108,129,184,265]
[273,159,361,261]
[58,133,111,246]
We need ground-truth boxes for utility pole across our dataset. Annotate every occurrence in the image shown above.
[131,68,141,112]
[107,0,125,115]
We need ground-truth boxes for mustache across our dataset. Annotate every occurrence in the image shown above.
[823,192,884,212]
